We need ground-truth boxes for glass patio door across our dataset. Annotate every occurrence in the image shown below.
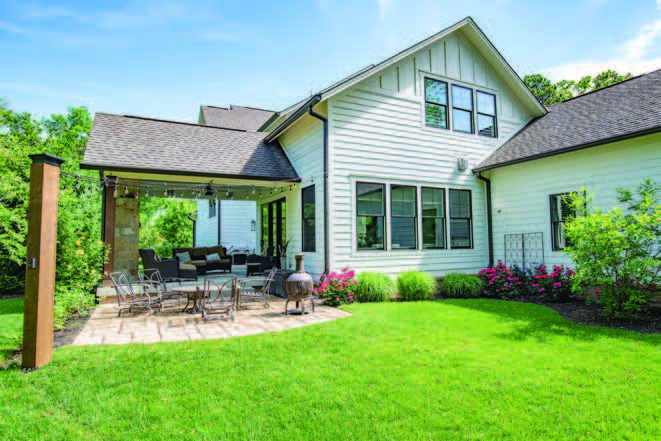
[260,198,286,256]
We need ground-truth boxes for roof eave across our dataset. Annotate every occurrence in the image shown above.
[473,126,661,172]
[263,95,321,143]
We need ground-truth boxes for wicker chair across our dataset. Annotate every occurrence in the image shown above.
[237,268,276,310]
[109,272,161,316]
[200,278,234,321]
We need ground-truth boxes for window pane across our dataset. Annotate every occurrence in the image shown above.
[477,114,495,137]
[391,185,416,216]
[450,219,471,248]
[357,183,384,216]
[452,85,473,110]
[303,218,315,251]
[423,218,445,249]
[422,187,444,217]
[425,103,448,129]
[261,205,268,247]
[357,216,384,249]
[302,186,315,252]
[425,79,447,104]
[450,190,471,219]
[391,217,416,249]
[302,186,315,219]
[452,109,472,133]
[477,91,495,115]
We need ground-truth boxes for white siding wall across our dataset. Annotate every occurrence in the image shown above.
[195,200,257,252]
[257,113,326,278]
[487,133,661,269]
[327,29,535,277]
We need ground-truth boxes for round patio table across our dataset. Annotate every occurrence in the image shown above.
[173,275,237,314]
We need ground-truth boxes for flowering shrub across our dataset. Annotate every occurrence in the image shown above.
[314,268,357,307]
[529,264,575,303]
[478,261,524,299]
[57,236,109,294]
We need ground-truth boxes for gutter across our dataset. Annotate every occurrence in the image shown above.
[187,212,197,246]
[307,104,330,275]
[264,95,321,143]
[475,172,494,268]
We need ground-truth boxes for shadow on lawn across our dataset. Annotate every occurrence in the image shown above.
[0,300,23,316]
[442,299,660,346]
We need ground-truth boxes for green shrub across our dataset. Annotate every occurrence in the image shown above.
[53,286,96,329]
[440,273,482,298]
[397,270,436,301]
[353,272,396,302]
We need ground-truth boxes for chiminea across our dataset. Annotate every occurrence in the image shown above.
[285,254,314,315]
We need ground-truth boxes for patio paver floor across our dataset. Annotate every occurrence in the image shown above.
[73,295,350,346]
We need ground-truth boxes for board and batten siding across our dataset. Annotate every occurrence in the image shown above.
[258,113,326,278]
[326,29,535,277]
[485,133,661,269]
[195,200,257,252]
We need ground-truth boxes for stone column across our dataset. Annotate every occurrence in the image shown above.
[22,153,65,369]
[101,176,116,285]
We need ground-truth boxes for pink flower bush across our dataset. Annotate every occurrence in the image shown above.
[314,267,357,307]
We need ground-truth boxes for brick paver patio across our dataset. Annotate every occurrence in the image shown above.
[73,294,351,346]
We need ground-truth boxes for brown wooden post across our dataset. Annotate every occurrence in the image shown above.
[22,153,65,369]
[101,176,116,285]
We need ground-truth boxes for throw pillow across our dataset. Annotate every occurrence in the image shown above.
[206,253,221,262]
[175,252,192,265]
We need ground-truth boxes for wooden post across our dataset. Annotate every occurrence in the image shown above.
[101,176,116,285]
[22,153,65,369]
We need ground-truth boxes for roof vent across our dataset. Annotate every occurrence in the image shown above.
[457,158,468,172]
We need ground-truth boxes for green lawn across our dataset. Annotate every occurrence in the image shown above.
[0,299,659,440]
[0,298,23,362]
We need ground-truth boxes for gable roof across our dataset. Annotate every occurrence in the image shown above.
[264,16,547,142]
[476,69,661,171]
[81,113,299,181]
[199,105,276,131]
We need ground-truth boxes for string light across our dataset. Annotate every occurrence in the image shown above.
[124,185,128,195]
[251,185,255,194]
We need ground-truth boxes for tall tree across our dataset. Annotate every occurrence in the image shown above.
[524,70,634,105]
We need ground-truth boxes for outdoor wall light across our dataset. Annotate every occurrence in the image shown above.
[251,220,256,231]
[205,181,215,196]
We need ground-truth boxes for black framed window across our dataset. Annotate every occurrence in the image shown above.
[550,193,575,251]
[424,78,449,129]
[209,200,216,218]
[391,185,417,249]
[301,186,316,252]
[451,85,474,134]
[477,91,497,138]
[449,189,472,249]
[356,182,385,250]
[422,187,446,249]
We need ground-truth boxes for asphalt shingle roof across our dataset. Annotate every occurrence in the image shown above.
[477,69,661,170]
[81,113,299,180]
[200,105,275,131]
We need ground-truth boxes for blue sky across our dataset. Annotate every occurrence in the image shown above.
[1,0,660,121]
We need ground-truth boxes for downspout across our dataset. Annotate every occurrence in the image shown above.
[217,200,222,246]
[476,172,494,268]
[307,101,330,274]
[187,213,197,246]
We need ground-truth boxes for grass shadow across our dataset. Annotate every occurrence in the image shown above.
[442,299,661,346]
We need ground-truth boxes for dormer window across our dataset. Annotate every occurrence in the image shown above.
[424,78,449,129]
[477,91,497,137]
[451,85,474,134]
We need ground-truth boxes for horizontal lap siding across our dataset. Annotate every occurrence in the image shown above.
[195,200,217,246]
[487,134,661,269]
[275,114,325,278]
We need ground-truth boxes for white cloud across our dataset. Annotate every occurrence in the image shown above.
[543,1,661,80]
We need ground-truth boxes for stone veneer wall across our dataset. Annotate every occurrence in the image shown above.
[114,196,140,278]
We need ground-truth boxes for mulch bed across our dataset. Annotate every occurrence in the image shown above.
[512,295,661,334]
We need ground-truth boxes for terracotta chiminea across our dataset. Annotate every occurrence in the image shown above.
[285,254,314,314]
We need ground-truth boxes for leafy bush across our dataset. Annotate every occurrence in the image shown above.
[478,261,524,299]
[397,270,436,301]
[440,273,482,298]
[565,180,660,317]
[314,268,357,307]
[353,272,396,302]
[54,286,96,329]
[529,264,575,303]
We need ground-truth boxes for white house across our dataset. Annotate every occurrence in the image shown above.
[82,17,661,280]
[193,199,257,254]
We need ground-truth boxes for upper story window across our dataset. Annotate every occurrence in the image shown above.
[424,78,449,129]
[451,85,474,134]
[550,193,575,251]
[356,182,385,250]
[209,200,216,218]
[390,185,417,250]
[423,77,497,139]
[301,185,316,252]
[477,91,497,138]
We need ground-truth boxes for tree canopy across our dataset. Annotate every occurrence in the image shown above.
[524,70,634,106]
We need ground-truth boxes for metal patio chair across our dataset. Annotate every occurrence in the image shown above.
[200,277,234,321]
[109,272,162,316]
[237,268,276,310]
[138,269,183,303]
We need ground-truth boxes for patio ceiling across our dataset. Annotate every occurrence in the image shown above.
[81,113,300,184]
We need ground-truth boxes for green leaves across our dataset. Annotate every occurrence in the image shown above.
[524,70,633,105]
